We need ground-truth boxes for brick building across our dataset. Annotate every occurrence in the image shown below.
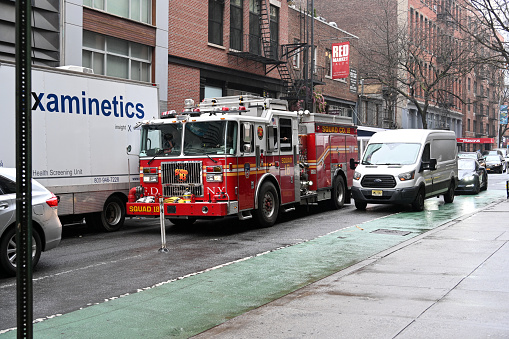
[304,0,505,149]
[167,0,290,110]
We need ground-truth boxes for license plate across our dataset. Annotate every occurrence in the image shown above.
[372,190,383,196]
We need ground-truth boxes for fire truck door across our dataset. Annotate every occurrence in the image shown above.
[237,123,256,211]
[278,118,295,204]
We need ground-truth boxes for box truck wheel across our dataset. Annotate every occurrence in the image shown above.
[330,176,346,209]
[0,227,42,276]
[254,181,279,227]
[443,181,455,204]
[86,196,126,232]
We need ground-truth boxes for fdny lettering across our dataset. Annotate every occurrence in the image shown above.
[175,169,188,181]
[31,91,145,119]
[129,205,159,213]
[207,187,226,194]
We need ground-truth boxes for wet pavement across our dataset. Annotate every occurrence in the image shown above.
[0,190,507,338]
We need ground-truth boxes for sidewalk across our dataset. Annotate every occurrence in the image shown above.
[195,200,509,338]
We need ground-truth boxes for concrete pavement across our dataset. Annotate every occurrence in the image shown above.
[195,199,509,338]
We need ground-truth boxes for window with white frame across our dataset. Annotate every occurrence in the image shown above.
[83,0,151,24]
[292,38,300,68]
[82,31,151,82]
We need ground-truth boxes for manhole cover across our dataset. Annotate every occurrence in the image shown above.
[371,229,411,236]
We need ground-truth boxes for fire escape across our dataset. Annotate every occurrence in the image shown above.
[228,0,320,103]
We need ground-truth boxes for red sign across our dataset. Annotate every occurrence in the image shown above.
[332,42,350,79]
[456,138,494,144]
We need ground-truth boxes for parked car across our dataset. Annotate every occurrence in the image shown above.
[455,158,488,194]
[0,168,62,276]
[458,151,486,168]
[484,154,506,173]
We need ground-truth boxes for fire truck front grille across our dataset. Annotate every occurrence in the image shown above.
[161,161,203,197]
[361,175,397,188]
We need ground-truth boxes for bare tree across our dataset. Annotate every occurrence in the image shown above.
[456,0,509,66]
[357,0,479,129]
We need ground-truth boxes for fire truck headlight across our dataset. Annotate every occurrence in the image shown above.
[353,171,361,180]
[206,173,223,182]
[398,170,415,181]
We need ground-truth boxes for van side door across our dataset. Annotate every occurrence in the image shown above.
[421,143,434,197]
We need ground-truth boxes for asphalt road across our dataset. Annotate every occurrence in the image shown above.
[1,171,508,332]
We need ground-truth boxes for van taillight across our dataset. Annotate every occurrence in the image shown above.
[46,193,59,207]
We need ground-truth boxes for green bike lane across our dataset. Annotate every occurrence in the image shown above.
[1,190,505,338]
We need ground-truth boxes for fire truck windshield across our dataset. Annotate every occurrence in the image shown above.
[183,121,237,155]
[139,123,183,157]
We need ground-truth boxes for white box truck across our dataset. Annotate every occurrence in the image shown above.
[0,61,159,231]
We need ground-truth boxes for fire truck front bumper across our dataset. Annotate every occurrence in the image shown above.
[351,186,420,205]
[127,201,239,217]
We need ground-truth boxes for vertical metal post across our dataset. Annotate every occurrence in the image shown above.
[15,0,33,336]
[158,198,169,253]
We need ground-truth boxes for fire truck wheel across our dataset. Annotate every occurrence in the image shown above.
[86,196,125,232]
[169,218,196,227]
[330,176,346,209]
[354,200,367,210]
[254,182,279,228]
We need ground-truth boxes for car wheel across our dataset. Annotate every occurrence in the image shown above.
[329,176,346,209]
[411,187,425,211]
[443,181,455,203]
[254,181,279,227]
[354,200,367,210]
[481,172,488,191]
[0,227,42,277]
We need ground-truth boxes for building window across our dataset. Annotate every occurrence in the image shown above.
[83,0,151,24]
[249,0,261,55]
[467,118,470,131]
[230,0,243,51]
[325,48,332,77]
[269,5,279,59]
[209,0,224,46]
[292,38,300,68]
[82,31,151,81]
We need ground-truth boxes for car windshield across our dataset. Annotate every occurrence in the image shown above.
[139,123,183,157]
[362,143,421,165]
[183,121,238,155]
[458,159,475,170]
[485,155,500,162]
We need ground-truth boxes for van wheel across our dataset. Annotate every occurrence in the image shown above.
[412,188,425,211]
[254,182,279,227]
[330,176,346,209]
[354,200,367,210]
[443,181,455,203]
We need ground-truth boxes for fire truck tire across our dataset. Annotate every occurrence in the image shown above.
[169,218,196,227]
[86,196,125,232]
[254,182,279,228]
[330,176,346,209]
[354,200,367,210]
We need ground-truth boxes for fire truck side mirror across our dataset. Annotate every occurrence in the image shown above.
[349,158,358,170]
[243,144,252,153]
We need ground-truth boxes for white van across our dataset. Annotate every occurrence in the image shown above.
[351,129,458,211]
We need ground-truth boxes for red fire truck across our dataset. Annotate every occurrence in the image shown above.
[126,95,358,227]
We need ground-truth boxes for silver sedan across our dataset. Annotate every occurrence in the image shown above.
[0,168,62,276]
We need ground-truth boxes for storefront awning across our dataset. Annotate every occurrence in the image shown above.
[457,138,494,144]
